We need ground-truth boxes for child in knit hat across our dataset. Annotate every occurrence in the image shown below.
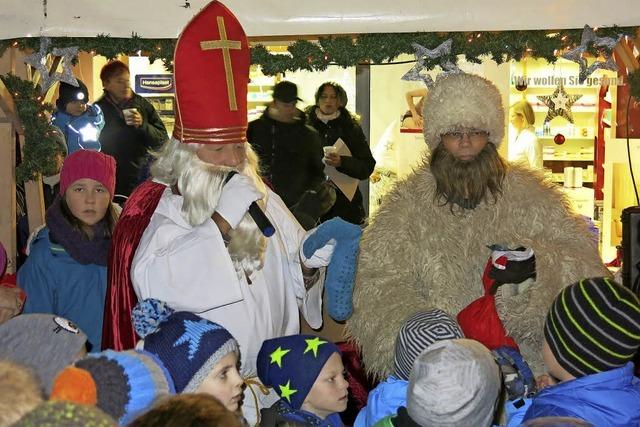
[375,338,501,427]
[50,349,175,426]
[128,393,245,427]
[354,309,464,427]
[52,79,105,154]
[506,277,640,427]
[17,150,118,351]
[13,401,116,427]
[0,360,44,426]
[0,313,88,396]
[131,299,244,414]
[257,334,348,426]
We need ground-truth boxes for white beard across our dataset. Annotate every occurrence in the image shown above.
[151,139,268,278]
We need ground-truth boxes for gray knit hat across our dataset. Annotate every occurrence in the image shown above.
[407,338,501,427]
[0,314,87,395]
[393,309,464,380]
[422,73,505,151]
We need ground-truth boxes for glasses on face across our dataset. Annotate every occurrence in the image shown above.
[441,129,489,143]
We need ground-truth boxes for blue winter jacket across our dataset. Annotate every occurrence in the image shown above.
[52,104,105,154]
[355,376,408,427]
[508,363,640,426]
[18,228,107,351]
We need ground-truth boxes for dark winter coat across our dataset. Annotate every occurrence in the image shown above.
[96,92,167,198]
[307,107,375,225]
[248,109,326,209]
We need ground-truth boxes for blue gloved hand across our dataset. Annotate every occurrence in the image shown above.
[492,346,537,400]
[302,218,362,321]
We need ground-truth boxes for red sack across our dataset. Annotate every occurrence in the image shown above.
[457,255,519,351]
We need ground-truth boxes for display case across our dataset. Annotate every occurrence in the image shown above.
[509,58,616,220]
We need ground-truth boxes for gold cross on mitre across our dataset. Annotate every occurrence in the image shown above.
[200,16,241,110]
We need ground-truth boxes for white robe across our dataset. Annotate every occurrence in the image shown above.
[508,126,543,169]
[131,187,324,424]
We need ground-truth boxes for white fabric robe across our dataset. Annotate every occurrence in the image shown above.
[131,187,324,424]
[508,126,543,169]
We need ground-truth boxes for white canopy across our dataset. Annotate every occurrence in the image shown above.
[1,0,639,40]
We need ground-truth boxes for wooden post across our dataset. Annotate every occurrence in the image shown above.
[0,117,17,274]
[18,133,46,234]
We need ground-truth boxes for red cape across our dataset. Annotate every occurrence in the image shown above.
[102,180,166,350]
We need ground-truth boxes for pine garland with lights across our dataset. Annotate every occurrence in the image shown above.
[1,25,638,181]
[1,74,57,182]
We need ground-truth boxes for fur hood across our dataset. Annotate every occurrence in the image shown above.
[346,160,609,378]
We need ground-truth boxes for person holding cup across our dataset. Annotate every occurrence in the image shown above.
[307,82,376,225]
[96,61,168,199]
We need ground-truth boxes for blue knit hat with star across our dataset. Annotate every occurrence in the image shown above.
[132,299,239,393]
[257,334,340,410]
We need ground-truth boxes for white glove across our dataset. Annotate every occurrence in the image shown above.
[215,173,263,229]
[300,235,337,268]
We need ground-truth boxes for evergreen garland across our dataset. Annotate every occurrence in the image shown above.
[1,25,638,182]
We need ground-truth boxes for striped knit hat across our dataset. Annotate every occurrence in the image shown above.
[394,309,464,380]
[545,277,640,377]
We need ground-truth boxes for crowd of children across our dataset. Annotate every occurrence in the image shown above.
[0,274,638,426]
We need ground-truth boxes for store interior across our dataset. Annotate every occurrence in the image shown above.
[7,45,640,265]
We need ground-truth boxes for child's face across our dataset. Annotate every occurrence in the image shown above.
[65,100,87,116]
[542,339,575,382]
[196,352,244,412]
[301,352,349,419]
[64,178,111,227]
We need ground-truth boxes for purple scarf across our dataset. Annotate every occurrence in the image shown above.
[46,196,111,266]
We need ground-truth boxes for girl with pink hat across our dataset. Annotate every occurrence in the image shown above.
[17,150,118,352]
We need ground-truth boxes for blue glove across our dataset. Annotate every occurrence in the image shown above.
[303,218,362,321]
[492,346,537,400]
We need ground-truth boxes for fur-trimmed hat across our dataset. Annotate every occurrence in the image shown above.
[132,298,239,393]
[544,277,640,378]
[257,334,340,410]
[51,349,175,425]
[422,73,505,151]
[0,314,88,396]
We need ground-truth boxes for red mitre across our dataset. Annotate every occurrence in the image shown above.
[172,1,249,144]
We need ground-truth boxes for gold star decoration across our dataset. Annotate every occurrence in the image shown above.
[537,84,582,124]
[303,337,328,357]
[269,346,290,368]
[279,380,298,403]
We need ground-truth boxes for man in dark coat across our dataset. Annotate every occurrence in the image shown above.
[247,81,328,228]
[96,61,168,199]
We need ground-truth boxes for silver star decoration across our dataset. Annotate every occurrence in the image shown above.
[402,39,462,88]
[52,46,79,87]
[562,25,620,83]
[23,37,56,93]
[537,84,582,124]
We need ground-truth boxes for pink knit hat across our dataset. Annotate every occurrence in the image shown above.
[60,150,117,199]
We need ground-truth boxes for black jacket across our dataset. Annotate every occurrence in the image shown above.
[248,109,325,210]
[96,92,167,198]
[307,107,375,225]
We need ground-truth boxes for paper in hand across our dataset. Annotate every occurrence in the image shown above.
[324,138,359,201]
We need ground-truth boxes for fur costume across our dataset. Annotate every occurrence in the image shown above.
[346,73,609,378]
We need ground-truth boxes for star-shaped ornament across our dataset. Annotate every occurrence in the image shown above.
[537,84,582,124]
[173,319,223,360]
[23,37,56,93]
[401,39,461,88]
[562,25,620,84]
[303,337,327,357]
[279,380,298,403]
[269,346,290,368]
[52,46,79,87]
